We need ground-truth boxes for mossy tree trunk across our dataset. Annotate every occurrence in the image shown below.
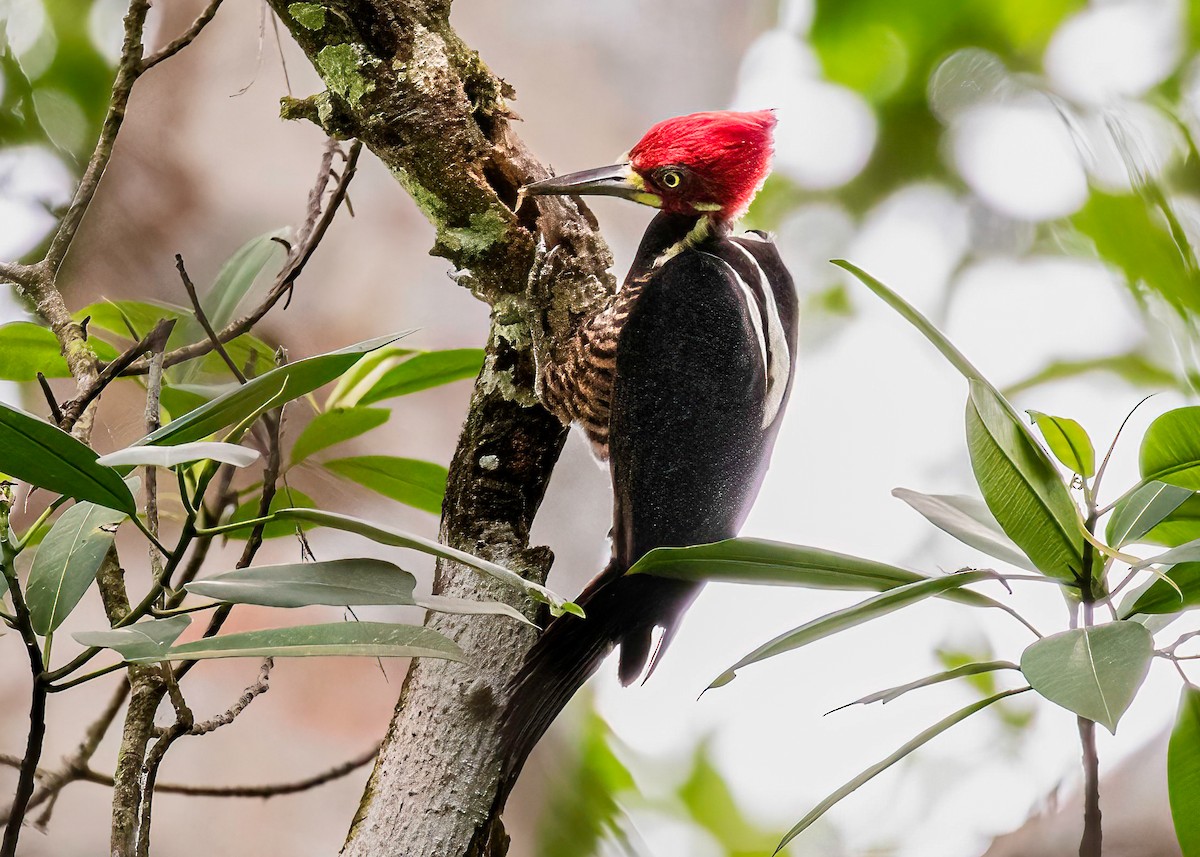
[266,2,615,854]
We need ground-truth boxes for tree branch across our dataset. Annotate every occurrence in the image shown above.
[141,0,225,71]
[264,3,616,855]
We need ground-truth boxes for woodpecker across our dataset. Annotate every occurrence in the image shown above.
[503,110,798,776]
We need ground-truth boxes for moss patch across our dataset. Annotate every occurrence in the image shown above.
[316,44,376,108]
[440,209,509,258]
[287,2,325,29]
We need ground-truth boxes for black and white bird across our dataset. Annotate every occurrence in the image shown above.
[504,109,799,778]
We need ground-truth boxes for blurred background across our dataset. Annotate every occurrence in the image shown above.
[3,0,1200,854]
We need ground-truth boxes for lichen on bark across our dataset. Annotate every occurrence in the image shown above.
[266,1,617,854]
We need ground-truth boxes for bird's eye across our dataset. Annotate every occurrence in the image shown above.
[660,170,682,189]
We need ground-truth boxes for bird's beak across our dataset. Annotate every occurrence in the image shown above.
[521,164,662,207]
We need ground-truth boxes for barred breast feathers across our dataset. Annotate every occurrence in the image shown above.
[539,281,646,460]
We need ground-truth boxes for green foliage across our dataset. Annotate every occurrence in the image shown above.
[260,508,579,616]
[356,348,485,405]
[1073,192,1200,316]
[290,406,389,464]
[1019,624,1152,732]
[1027,411,1095,478]
[1106,482,1194,548]
[0,322,119,380]
[0,0,115,158]
[711,570,1002,688]
[324,455,448,515]
[0,401,136,513]
[185,558,527,622]
[129,621,462,663]
[777,689,1029,853]
[1169,685,1200,857]
[224,489,317,540]
[139,333,406,447]
[536,703,635,857]
[892,488,1037,572]
[73,616,192,662]
[1141,407,1200,490]
[968,382,1087,587]
[1123,564,1200,617]
[25,502,125,634]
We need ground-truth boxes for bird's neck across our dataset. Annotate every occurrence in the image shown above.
[629,211,730,279]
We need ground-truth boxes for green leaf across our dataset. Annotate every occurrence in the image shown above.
[836,661,1020,709]
[324,345,414,409]
[892,488,1037,572]
[776,688,1029,852]
[836,261,1085,583]
[75,299,187,341]
[1107,481,1194,547]
[202,231,290,332]
[1141,407,1200,490]
[410,595,533,625]
[1169,685,1200,857]
[1132,538,1200,571]
[1073,191,1200,315]
[132,621,463,663]
[185,559,531,624]
[0,402,136,512]
[139,333,408,447]
[324,455,447,515]
[264,508,579,617]
[0,322,118,381]
[97,442,260,469]
[1003,352,1185,398]
[186,558,417,607]
[73,615,191,661]
[357,349,485,405]
[1027,411,1095,477]
[1019,623,1153,732]
[25,503,127,634]
[224,490,316,541]
[967,382,1086,586]
[1121,563,1200,616]
[627,537,999,609]
[290,406,389,465]
[711,569,1002,688]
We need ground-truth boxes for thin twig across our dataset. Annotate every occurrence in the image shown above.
[43,0,151,275]
[190,658,273,735]
[1078,715,1101,857]
[144,335,166,588]
[60,317,176,429]
[141,0,225,70]
[0,744,381,799]
[175,254,247,382]
[0,487,48,857]
[35,373,63,425]
[117,141,363,377]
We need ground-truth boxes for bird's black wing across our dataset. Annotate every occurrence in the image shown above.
[502,248,777,780]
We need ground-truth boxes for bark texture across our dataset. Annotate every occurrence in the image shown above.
[265,2,616,855]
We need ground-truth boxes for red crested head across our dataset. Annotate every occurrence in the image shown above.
[628,110,776,220]
[521,109,776,223]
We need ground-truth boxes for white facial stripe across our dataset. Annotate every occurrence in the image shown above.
[732,243,791,428]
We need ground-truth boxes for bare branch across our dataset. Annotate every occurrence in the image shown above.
[175,253,247,382]
[0,262,34,288]
[190,658,273,736]
[44,0,150,275]
[59,317,176,429]
[140,0,225,70]
[3,744,380,800]
[117,140,362,377]
[35,373,63,425]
